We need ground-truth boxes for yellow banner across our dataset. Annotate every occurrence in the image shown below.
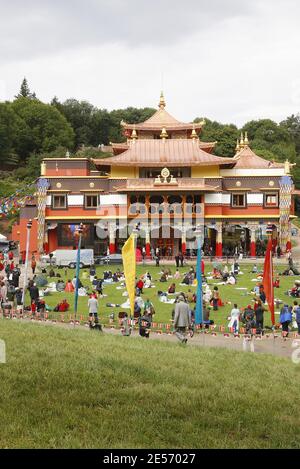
[122,234,136,314]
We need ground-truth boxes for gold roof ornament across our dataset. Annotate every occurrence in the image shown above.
[244,131,249,146]
[131,128,137,139]
[159,91,166,109]
[160,127,168,139]
[191,126,198,140]
[284,159,296,174]
[235,139,240,153]
[240,132,244,148]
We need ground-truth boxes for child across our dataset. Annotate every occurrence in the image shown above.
[121,313,131,336]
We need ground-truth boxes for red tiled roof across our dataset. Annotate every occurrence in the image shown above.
[93,139,234,168]
[233,146,285,169]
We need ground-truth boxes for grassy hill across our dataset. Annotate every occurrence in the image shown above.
[0,320,300,449]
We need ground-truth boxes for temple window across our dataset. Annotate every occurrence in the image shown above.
[231,193,246,208]
[264,193,278,207]
[85,195,98,209]
[52,194,67,209]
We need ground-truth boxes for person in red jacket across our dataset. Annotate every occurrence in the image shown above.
[8,251,14,261]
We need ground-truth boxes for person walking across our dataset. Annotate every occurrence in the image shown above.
[280,304,292,336]
[173,295,191,343]
[175,254,180,268]
[88,294,101,330]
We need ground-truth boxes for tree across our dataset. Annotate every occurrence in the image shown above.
[280,114,300,154]
[10,98,75,160]
[15,78,36,99]
[0,102,26,168]
[195,118,239,157]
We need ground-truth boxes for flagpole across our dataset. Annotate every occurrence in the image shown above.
[74,223,83,327]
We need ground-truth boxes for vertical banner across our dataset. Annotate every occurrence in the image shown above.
[279,176,293,252]
[195,237,203,325]
[262,237,275,326]
[74,233,82,317]
[122,234,136,314]
[36,178,50,254]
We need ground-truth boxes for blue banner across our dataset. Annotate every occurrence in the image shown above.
[74,234,82,317]
[195,238,203,325]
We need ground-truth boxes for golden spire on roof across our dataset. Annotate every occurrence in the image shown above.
[235,139,240,153]
[160,127,168,140]
[159,91,166,109]
[244,131,249,146]
[191,125,198,141]
[131,126,137,141]
[240,132,244,148]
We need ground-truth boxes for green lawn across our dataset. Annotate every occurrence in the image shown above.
[28,262,299,329]
[0,320,300,448]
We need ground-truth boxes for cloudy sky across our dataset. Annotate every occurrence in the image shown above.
[1,0,300,126]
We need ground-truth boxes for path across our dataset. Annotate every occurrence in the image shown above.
[9,317,299,360]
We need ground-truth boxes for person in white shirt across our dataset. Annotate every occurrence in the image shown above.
[228,304,240,333]
[227,274,236,285]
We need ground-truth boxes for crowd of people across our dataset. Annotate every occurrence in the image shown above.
[2,245,300,344]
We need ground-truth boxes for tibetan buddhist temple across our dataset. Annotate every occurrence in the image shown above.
[12,92,297,259]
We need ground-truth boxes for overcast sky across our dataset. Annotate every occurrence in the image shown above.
[1,0,299,126]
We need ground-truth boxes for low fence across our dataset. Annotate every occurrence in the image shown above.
[1,309,299,342]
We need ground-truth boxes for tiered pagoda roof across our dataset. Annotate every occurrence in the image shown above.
[94,139,234,168]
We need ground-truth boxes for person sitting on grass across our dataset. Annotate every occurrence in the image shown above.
[72,276,83,289]
[57,299,70,312]
[174,269,181,280]
[226,273,236,285]
[65,279,74,292]
[136,278,144,294]
[168,283,176,294]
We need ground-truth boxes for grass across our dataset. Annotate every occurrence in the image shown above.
[28,261,300,329]
[0,320,300,448]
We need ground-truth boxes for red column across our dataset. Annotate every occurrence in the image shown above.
[250,241,256,257]
[146,242,151,257]
[109,242,116,254]
[216,242,222,257]
[215,223,222,257]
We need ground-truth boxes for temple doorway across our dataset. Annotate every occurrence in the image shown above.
[150,225,181,257]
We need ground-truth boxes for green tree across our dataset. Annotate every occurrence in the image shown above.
[11,98,75,160]
[15,78,36,99]
[195,118,239,157]
[0,102,26,168]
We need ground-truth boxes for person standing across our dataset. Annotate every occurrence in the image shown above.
[254,300,265,334]
[294,302,300,334]
[173,295,191,343]
[31,255,37,275]
[88,294,101,330]
[228,303,240,334]
[138,310,151,338]
[280,304,292,336]
[175,254,180,268]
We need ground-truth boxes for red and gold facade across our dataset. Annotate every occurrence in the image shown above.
[12,93,296,258]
